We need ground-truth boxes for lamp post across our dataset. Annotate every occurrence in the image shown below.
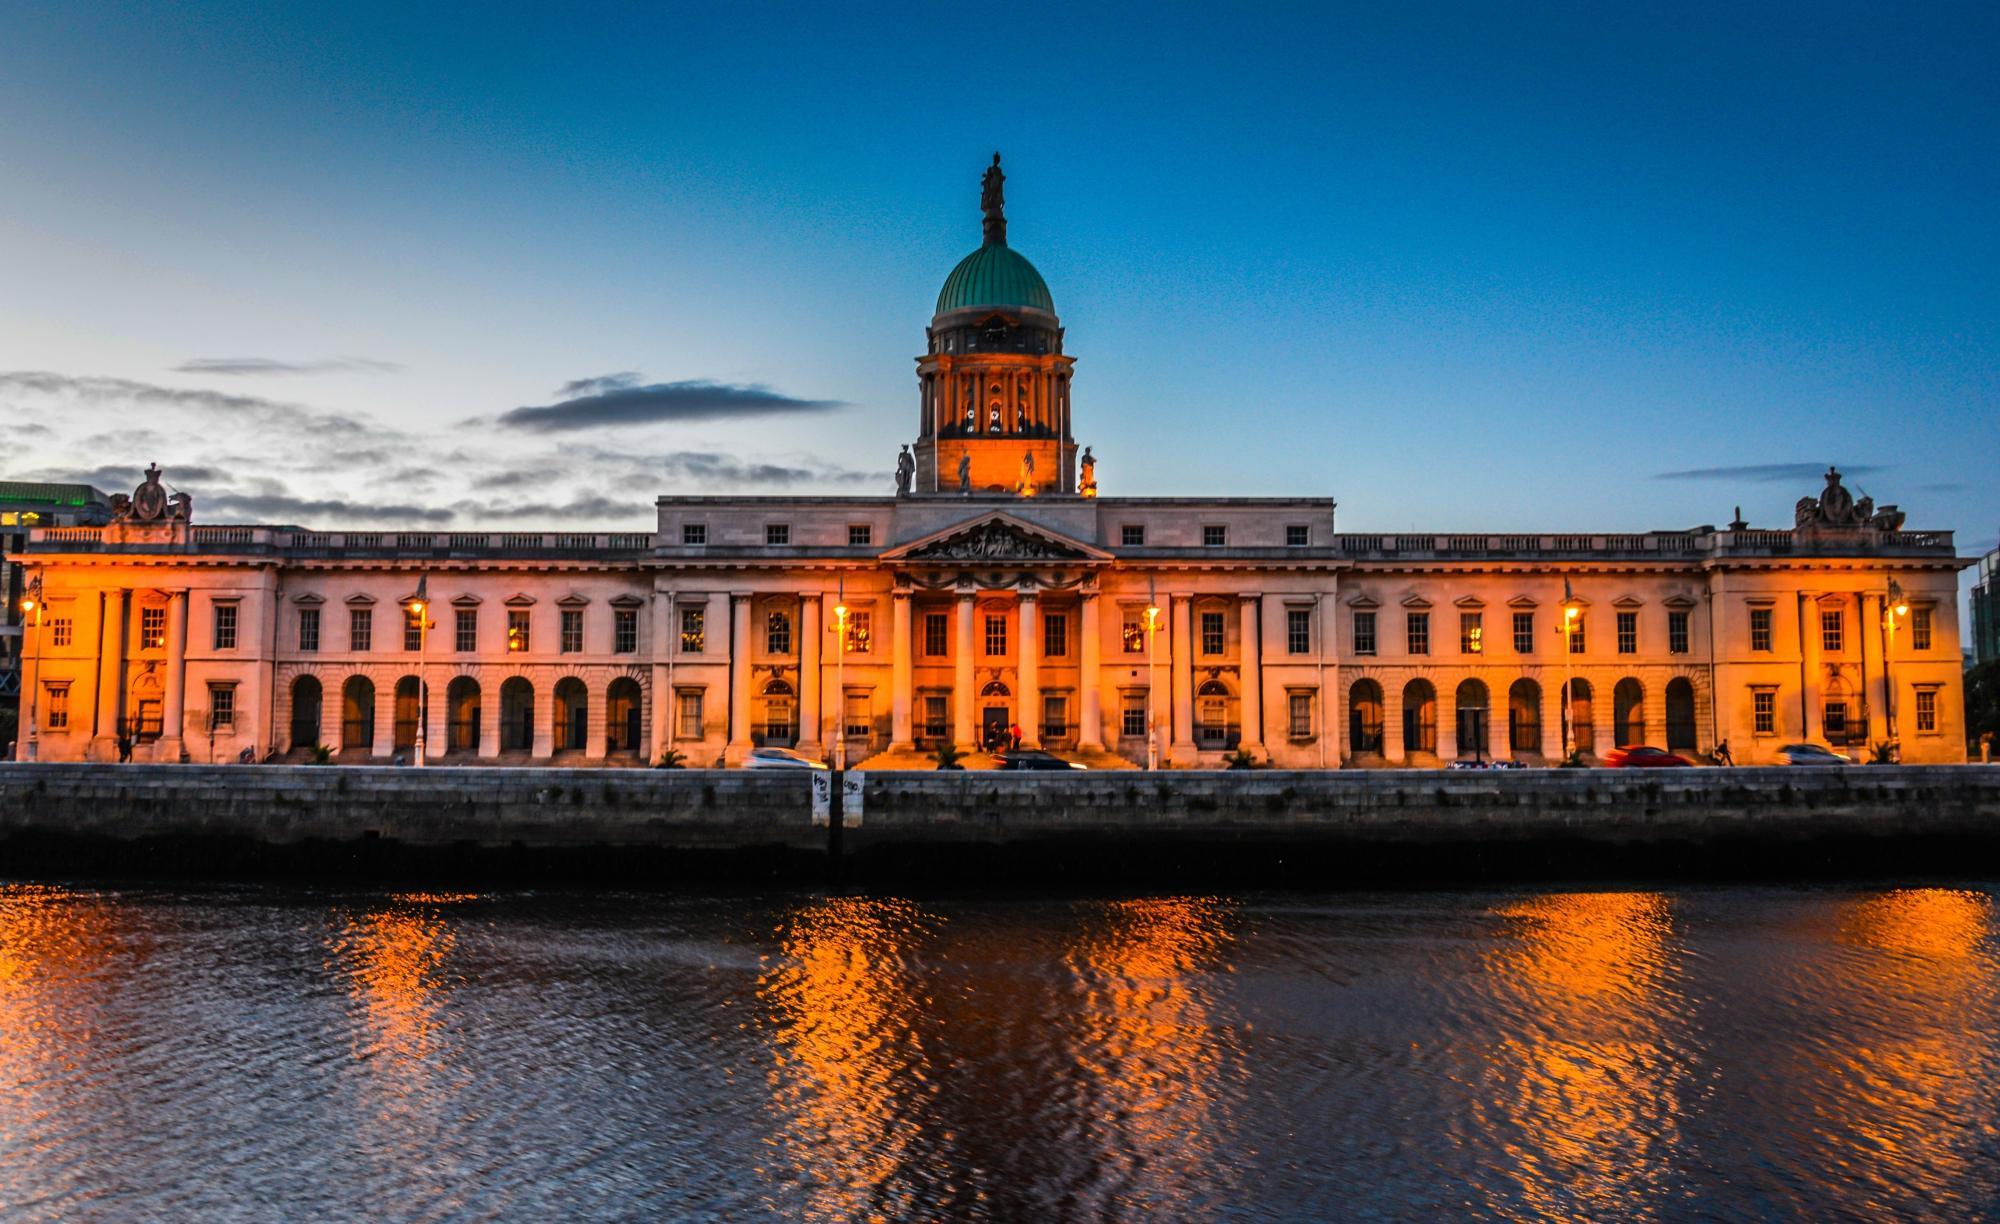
[20,573,43,762]
[1556,598,1580,760]
[1881,577,1909,751]
[833,595,850,771]
[1144,599,1162,770]
[411,578,430,768]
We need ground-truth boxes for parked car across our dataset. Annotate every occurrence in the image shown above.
[996,749,1086,771]
[744,746,829,770]
[1601,745,1694,769]
[1777,743,1853,766]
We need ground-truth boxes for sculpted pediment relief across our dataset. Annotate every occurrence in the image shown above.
[886,513,1109,565]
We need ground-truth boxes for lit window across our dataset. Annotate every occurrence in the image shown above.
[213,603,238,651]
[843,692,870,738]
[1753,690,1776,735]
[680,608,705,653]
[614,609,637,653]
[1915,688,1937,732]
[456,609,478,652]
[1042,613,1067,658]
[1821,609,1843,653]
[676,690,704,739]
[1122,612,1145,654]
[507,609,530,652]
[44,683,69,729]
[1750,607,1773,652]
[141,606,167,650]
[1285,525,1310,547]
[1406,612,1429,656]
[1668,610,1689,655]
[296,608,319,653]
[1288,691,1314,739]
[1349,611,1372,656]
[1202,525,1227,547]
[845,610,872,653]
[1617,611,1637,655]
[1460,612,1483,654]
[1512,612,1534,654]
[561,609,584,654]
[350,608,372,652]
[1200,611,1225,656]
[1121,525,1146,546]
[404,606,423,651]
[765,524,790,546]
[924,613,948,656]
[1912,607,1932,651]
[766,611,791,655]
[682,523,707,546]
[984,614,1008,656]
[848,525,872,546]
[1568,615,1586,654]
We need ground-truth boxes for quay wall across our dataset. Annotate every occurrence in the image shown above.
[2,763,1998,882]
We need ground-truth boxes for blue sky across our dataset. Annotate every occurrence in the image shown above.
[0,2,1992,565]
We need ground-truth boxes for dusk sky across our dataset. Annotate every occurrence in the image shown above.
[2,4,1993,573]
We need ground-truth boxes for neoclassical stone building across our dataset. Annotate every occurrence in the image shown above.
[10,161,1973,767]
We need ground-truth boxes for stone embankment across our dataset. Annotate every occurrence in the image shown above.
[2,763,1997,883]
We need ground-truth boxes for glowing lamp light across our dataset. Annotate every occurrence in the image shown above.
[18,597,33,613]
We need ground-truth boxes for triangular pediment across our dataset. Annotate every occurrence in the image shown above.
[1453,595,1485,609]
[1401,594,1432,609]
[1507,595,1539,608]
[882,512,1112,564]
[1345,594,1380,609]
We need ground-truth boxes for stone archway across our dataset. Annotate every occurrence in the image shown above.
[979,679,1012,750]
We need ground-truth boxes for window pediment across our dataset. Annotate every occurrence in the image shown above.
[609,594,645,609]
[1400,594,1432,609]
[1345,595,1380,609]
[292,593,325,605]
[452,594,482,607]
[556,593,591,608]
[1507,595,1539,608]
[345,594,376,606]
[1661,595,1697,609]
[1452,595,1485,609]
[1612,595,1645,609]
[504,593,537,608]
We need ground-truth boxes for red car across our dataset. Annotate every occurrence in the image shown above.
[1601,745,1694,768]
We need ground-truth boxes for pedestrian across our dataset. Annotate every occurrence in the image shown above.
[1009,722,1022,751]
[117,733,133,763]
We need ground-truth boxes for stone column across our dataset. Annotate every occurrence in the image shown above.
[890,590,913,749]
[530,674,555,759]
[1860,592,1886,743]
[372,673,396,760]
[1018,589,1040,748]
[800,593,822,750]
[1438,683,1459,762]
[1384,681,1406,763]
[1539,675,1564,761]
[1238,593,1263,755]
[1078,589,1103,749]
[1800,594,1822,741]
[650,591,673,763]
[1169,594,1195,762]
[479,671,502,759]
[728,591,753,763]
[954,589,976,751]
[92,588,128,759]
[160,589,188,761]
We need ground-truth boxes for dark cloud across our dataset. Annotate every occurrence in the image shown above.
[201,491,456,525]
[494,379,846,432]
[450,495,652,523]
[470,469,543,490]
[1916,481,1967,493]
[553,371,642,399]
[0,371,393,438]
[175,357,403,376]
[30,463,231,491]
[1651,463,1885,483]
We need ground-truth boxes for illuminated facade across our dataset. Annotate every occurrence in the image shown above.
[8,162,1973,767]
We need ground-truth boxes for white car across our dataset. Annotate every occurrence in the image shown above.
[744,746,830,770]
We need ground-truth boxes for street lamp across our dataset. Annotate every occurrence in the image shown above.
[410,580,431,767]
[1881,577,1909,750]
[19,573,43,762]
[1556,599,1581,759]
[833,597,850,771]
[1144,601,1162,770]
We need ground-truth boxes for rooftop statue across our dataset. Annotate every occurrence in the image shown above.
[981,153,1006,246]
[957,452,972,495]
[894,445,914,497]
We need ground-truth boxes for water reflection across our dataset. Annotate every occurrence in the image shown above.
[1472,892,1686,1219]
[329,892,473,1065]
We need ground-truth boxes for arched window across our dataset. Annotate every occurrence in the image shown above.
[500,677,535,752]
[290,675,323,749]
[393,676,422,751]
[1455,679,1490,760]
[1563,678,1595,754]
[979,680,1011,697]
[606,677,644,754]
[342,676,376,754]
[1613,678,1645,747]
[1349,679,1385,756]
[554,677,589,752]
[1195,678,1236,748]
[1665,677,1697,751]
[1508,679,1542,754]
[446,675,481,754]
[1402,679,1437,755]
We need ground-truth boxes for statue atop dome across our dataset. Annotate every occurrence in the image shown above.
[981,153,1006,246]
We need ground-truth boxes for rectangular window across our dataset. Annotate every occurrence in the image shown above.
[1821,609,1843,653]
[1753,690,1776,735]
[561,609,584,654]
[209,683,236,730]
[1121,525,1146,547]
[1041,694,1068,740]
[296,608,319,653]
[1121,696,1147,738]
[404,606,423,652]
[213,603,238,650]
[1568,615,1586,654]
[984,614,1007,656]
[766,611,791,655]
[924,612,949,657]
[1043,613,1068,658]
[1350,610,1373,656]
[1406,611,1429,656]
[1286,525,1310,546]
[923,695,948,739]
[1122,611,1145,654]
[141,606,167,650]
[1668,610,1690,655]
[507,609,530,652]
[1202,525,1227,547]
[680,608,705,653]
[1200,610,1225,656]
[350,608,372,652]
[1617,611,1638,655]
[843,692,870,738]
[44,684,69,729]
[456,608,478,652]
[1823,700,1849,741]
[848,524,872,546]
[1288,692,1314,739]
[845,610,871,653]
[682,523,707,546]
[1912,607,1932,651]
[1750,607,1773,652]
[50,616,73,647]
[1512,611,1534,654]
[614,608,637,653]
[1915,688,1937,733]
[1460,611,1483,655]
[676,690,704,739]
[765,523,790,546]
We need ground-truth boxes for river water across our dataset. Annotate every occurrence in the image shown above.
[2,883,1998,1221]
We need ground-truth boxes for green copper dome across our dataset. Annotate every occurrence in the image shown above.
[935,242,1055,317]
